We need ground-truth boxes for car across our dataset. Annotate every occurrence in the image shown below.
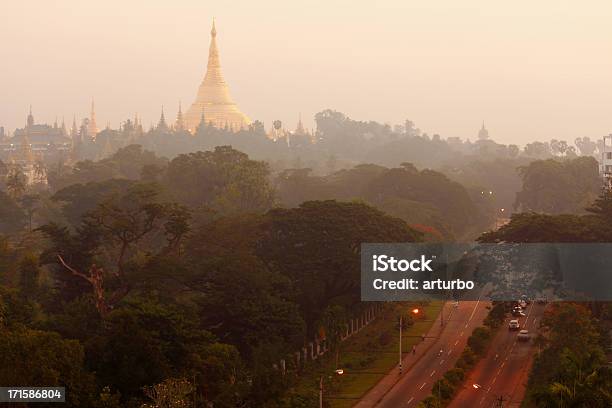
[517,329,530,341]
[509,320,520,330]
[520,295,531,305]
[518,300,528,309]
[512,309,526,317]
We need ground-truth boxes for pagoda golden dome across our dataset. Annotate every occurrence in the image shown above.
[185,20,251,132]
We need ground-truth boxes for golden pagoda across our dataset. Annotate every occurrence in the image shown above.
[185,20,251,133]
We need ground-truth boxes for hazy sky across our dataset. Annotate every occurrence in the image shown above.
[1,0,611,145]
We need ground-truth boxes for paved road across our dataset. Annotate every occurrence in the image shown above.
[356,298,490,407]
[447,302,546,408]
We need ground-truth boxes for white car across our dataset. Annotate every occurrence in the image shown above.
[509,320,520,330]
[517,329,530,341]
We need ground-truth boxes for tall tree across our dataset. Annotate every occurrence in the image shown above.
[165,146,275,214]
[515,157,600,214]
[39,183,190,317]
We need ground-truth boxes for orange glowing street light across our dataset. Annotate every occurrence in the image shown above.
[412,308,420,315]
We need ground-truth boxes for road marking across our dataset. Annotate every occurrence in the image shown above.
[492,377,497,384]
[447,349,452,355]
[468,292,482,322]
[460,331,464,337]
[501,362,505,368]
[419,382,426,390]
[430,370,436,377]
[454,340,459,346]
[440,359,445,365]
[407,396,414,405]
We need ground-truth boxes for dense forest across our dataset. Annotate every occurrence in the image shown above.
[1,111,610,406]
[0,145,426,406]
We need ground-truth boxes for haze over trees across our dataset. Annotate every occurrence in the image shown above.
[1,109,611,406]
[514,156,601,214]
[276,163,493,239]
[0,142,429,406]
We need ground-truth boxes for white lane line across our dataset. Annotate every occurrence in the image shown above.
[501,362,505,368]
[430,370,436,377]
[468,291,482,322]
[419,382,426,390]
[454,340,459,346]
[440,359,445,365]
[447,349,452,355]
[460,331,464,337]
[492,377,497,384]
[407,396,414,405]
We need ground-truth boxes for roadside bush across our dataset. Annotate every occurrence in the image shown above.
[456,346,477,370]
[432,378,454,400]
[484,302,506,328]
[467,326,491,355]
[417,395,441,408]
[443,367,465,386]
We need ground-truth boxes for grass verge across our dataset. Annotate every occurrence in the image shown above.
[288,301,443,408]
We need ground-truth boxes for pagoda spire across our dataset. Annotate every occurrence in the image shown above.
[27,105,34,127]
[157,106,168,130]
[88,98,99,140]
[175,101,185,131]
[477,121,489,140]
[196,108,206,134]
[206,18,222,84]
[295,113,306,134]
